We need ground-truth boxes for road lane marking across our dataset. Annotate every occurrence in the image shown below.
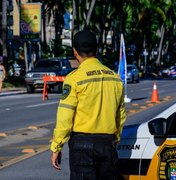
[26,101,59,108]
[0,133,7,137]
[132,104,139,106]
[147,103,154,107]
[28,126,38,130]
[0,145,50,169]
[128,110,137,113]
[0,121,55,136]
[1,144,48,150]
[22,149,36,153]
[0,156,17,161]
[126,95,175,117]
[140,106,147,109]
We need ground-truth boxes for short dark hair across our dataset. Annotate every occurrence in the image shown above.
[73,30,97,57]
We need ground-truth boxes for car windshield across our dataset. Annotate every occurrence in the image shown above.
[35,60,61,69]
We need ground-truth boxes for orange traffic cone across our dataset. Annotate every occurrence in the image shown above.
[151,82,159,102]
[42,78,48,101]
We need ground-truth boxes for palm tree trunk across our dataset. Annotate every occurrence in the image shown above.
[86,0,96,27]
[156,24,165,66]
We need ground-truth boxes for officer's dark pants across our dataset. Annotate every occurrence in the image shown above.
[69,133,124,180]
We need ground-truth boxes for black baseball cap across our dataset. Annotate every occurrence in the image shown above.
[73,30,97,53]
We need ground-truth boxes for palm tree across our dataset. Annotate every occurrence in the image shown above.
[72,0,96,31]
[155,0,175,66]
[134,0,176,68]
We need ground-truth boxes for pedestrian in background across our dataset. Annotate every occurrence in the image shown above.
[50,30,126,180]
[0,60,6,93]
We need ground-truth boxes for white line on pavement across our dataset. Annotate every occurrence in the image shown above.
[26,101,59,108]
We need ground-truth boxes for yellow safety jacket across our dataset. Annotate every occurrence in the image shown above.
[50,57,126,152]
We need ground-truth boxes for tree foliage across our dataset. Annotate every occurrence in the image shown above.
[28,0,176,70]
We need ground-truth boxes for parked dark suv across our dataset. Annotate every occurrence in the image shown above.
[25,57,74,93]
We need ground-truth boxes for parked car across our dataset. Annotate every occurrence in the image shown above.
[168,66,176,79]
[159,68,170,78]
[117,103,176,180]
[25,57,74,93]
[127,64,139,83]
[9,62,26,77]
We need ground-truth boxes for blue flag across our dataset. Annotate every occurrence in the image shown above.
[118,34,131,103]
[118,34,127,85]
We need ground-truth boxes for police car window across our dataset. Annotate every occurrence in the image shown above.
[166,112,176,135]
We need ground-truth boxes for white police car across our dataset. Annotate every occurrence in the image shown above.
[117,103,176,180]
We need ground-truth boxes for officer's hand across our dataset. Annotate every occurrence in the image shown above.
[51,152,62,170]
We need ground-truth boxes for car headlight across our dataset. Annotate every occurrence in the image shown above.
[47,72,56,76]
[128,72,132,76]
[26,73,33,78]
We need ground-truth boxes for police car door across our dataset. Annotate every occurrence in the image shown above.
[117,122,151,179]
[117,107,176,180]
[143,112,176,180]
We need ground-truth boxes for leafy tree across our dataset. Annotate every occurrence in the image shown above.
[15,0,176,71]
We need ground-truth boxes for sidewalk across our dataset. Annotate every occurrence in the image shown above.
[0,87,26,96]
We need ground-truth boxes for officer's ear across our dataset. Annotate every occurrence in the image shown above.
[73,48,78,57]
[73,48,82,64]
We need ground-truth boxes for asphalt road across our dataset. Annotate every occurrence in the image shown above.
[0,79,176,179]
[0,79,176,131]
[1,100,176,180]
[0,93,59,132]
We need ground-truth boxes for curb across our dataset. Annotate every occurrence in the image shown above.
[0,89,26,96]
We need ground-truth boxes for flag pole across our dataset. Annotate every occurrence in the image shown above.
[118,34,131,103]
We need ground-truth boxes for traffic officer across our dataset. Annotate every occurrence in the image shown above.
[50,30,126,180]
